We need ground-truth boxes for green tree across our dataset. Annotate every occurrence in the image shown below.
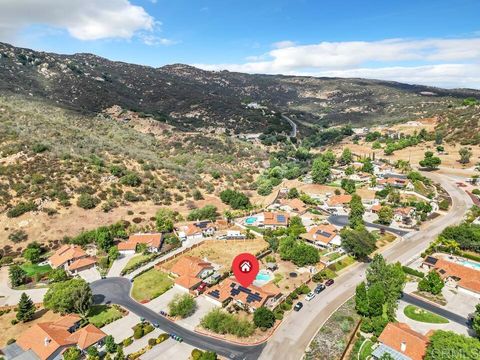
[108,246,120,261]
[9,265,27,287]
[23,247,42,263]
[86,346,99,360]
[16,293,35,322]
[345,166,355,176]
[362,158,374,174]
[120,172,142,187]
[168,294,197,318]
[367,283,385,317]
[349,194,365,228]
[287,187,299,199]
[63,347,82,360]
[340,227,377,259]
[311,158,331,184]
[104,335,117,353]
[418,270,444,295]
[187,205,219,221]
[199,351,218,360]
[321,150,336,166]
[419,151,441,170]
[44,278,92,315]
[472,303,480,338]
[155,208,176,232]
[435,131,443,145]
[377,206,394,225]
[48,268,69,283]
[355,282,369,316]
[341,179,356,194]
[219,189,251,210]
[339,148,353,165]
[425,330,480,360]
[77,193,100,209]
[459,147,473,164]
[253,307,276,329]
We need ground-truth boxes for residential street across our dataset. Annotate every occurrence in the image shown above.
[328,214,410,236]
[258,171,473,360]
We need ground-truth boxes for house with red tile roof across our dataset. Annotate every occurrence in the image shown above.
[255,211,289,229]
[178,221,216,242]
[117,233,163,255]
[48,245,97,275]
[372,322,429,360]
[167,255,214,292]
[326,194,352,208]
[279,198,308,215]
[12,315,106,360]
[422,255,480,298]
[205,277,282,311]
[301,223,341,248]
[394,207,415,223]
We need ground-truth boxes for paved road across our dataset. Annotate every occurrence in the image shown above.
[282,115,297,138]
[258,171,472,360]
[90,278,265,360]
[401,292,469,326]
[328,215,410,236]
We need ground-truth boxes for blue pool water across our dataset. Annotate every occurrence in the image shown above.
[256,272,271,281]
[254,270,273,286]
[459,260,480,270]
[245,217,257,225]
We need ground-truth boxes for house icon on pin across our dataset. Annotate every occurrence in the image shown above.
[240,260,252,273]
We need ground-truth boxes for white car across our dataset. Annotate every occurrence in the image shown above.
[305,292,316,301]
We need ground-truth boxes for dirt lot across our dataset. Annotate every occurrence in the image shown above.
[161,238,269,271]
[0,308,62,347]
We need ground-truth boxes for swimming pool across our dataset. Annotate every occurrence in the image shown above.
[253,270,273,286]
[245,216,257,225]
[459,260,480,270]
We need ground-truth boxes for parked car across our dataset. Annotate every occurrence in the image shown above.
[294,302,304,311]
[325,279,335,286]
[305,292,316,301]
[196,282,208,293]
[314,284,326,294]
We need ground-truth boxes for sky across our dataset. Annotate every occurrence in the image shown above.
[1,0,480,89]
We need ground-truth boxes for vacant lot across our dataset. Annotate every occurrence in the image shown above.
[131,269,173,302]
[162,239,268,271]
[0,308,62,347]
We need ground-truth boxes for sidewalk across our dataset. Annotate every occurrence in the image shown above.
[107,253,135,278]
[0,267,48,306]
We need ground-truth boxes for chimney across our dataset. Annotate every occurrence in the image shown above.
[400,341,407,352]
[44,337,51,347]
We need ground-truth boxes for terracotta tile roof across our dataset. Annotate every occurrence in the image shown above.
[49,245,86,268]
[301,224,338,245]
[66,324,106,350]
[68,257,97,271]
[171,255,213,280]
[50,314,81,329]
[371,204,382,212]
[280,198,308,213]
[185,223,203,236]
[429,257,480,294]
[395,207,414,216]
[128,233,163,248]
[206,277,280,309]
[378,322,429,360]
[327,194,352,206]
[263,212,289,226]
[117,241,137,251]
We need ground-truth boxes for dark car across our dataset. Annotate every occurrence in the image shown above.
[325,279,334,286]
[314,284,326,294]
[294,302,304,311]
[196,282,208,293]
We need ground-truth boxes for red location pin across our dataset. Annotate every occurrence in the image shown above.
[232,253,259,287]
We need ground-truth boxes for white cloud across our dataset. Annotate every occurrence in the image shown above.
[139,33,178,46]
[195,37,480,88]
[272,40,296,49]
[0,0,155,41]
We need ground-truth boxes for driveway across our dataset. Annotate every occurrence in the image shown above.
[328,214,411,236]
[143,287,185,313]
[77,267,101,283]
[176,295,220,331]
[140,338,196,360]
[91,278,264,360]
[102,312,141,343]
[108,253,135,278]
[0,267,48,306]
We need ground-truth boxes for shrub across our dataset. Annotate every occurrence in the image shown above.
[32,143,49,153]
[200,309,255,337]
[192,349,203,360]
[6,338,16,345]
[148,338,156,346]
[402,266,425,278]
[253,307,276,329]
[439,199,449,211]
[77,193,99,209]
[120,172,142,187]
[168,294,197,318]
[219,189,251,210]
[8,230,28,243]
[133,326,144,339]
[123,337,133,347]
[7,202,37,218]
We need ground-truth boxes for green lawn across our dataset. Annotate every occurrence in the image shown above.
[245,225,264,234]
[131,269,173,302]
[330,256,355,272]
[87,305,123,328]
[20,263,52,277]
[122,253,155,273]
[359,339,374,360]
[403,305,449,324]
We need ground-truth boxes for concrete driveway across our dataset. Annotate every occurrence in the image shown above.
[107,253,135,277]
[144,287,186,314]
[140,338,195,360]
[176,295,219,331]
[0,267,47,306]
[78,268,101,283]
[102,312,141,343]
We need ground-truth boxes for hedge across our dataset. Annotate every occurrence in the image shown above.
[402,266,425,278]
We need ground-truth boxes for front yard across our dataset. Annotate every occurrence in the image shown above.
[87,305,124,328]
[131,269,173,302]
[403,305,449,324]
[20,263,52,278]
[122,253,156,274]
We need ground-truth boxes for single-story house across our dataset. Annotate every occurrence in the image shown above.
[178,222,216,242]
[326,194,352,211]
[301,224,341,248]
[9,314,106,360]
[260,212,290,229]
[348,172,371,183]
[226,230,246,240]
[118,233,163,255]
[279,198,308,215]
[372,322,429,360]
[422,256,480,298]
[67,257,98,275]
[394,207,415,223]
[169,255,214,292]
[48,245,88,270]
[371,204,382,214]
[205,277,282,311]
